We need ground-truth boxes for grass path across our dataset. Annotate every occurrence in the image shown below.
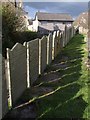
[35,34,89,119]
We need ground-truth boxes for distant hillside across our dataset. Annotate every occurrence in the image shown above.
[73,12,88,29]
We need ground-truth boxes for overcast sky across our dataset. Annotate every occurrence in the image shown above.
[23,2,88,19]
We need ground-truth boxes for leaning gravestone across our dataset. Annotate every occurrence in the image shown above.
[47,33,53,65]
[39,36,47,73]
[27,39,39,85]
[7,43,27,106]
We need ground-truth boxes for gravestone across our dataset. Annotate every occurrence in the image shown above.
[7,43,27,105]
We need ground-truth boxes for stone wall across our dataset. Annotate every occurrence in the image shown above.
[79,27,88,34]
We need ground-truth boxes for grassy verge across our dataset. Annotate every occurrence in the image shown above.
[36,34,89,119]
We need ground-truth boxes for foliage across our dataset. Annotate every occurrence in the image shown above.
[12,31,38,44]
[2,2,28,57]
[2,2,27,32]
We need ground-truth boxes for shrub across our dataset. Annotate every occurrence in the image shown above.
[2,2,27,57]
[12,31,38,43]
[2,2,40,57]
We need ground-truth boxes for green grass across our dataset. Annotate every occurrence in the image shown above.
[36,34,89,119]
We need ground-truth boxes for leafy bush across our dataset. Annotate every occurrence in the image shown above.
[2,2,27,57]
[2,2,39,57]
[12,31,38,43]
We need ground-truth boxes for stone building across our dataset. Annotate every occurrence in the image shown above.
[32,12,74,34]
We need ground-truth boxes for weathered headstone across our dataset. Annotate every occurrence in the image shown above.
[39,36,47,73]
[7,43,27,106]
[60,32,63,49]
[28,39,39,86]
[57,31,61,54]
[64,25,67,46]
[52,31,56,60]
[62,31,65,47]
[54,31,59,57]
[47,33,53,65]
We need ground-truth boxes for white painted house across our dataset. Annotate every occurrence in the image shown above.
[32,12,74,34]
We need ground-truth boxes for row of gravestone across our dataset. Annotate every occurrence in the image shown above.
[1,25,76,119]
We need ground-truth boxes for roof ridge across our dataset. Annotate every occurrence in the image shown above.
[37,11,71,15]
[36,11,73,21]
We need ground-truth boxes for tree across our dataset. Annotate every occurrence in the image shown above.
[2,2,27,57]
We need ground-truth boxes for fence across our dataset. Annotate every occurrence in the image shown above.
[2,25,76,119]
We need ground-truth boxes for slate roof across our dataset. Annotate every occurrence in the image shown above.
[36,12,73,22]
